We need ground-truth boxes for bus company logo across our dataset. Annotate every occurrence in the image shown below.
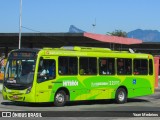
[2,112,11,117]
[45,51,50,55]
[63,80,78,86]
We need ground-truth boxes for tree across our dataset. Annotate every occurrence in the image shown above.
[107,30,127,37]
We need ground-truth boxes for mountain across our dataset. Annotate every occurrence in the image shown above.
[68,25,85,33]
[68,26,160,42]
[127,29,160,42]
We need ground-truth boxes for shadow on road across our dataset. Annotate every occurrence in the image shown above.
[1,101,53,107]
[66,98,149,106]
[127,98,149,103]
[1,98,150,107]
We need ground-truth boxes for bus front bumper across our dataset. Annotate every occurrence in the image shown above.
[2,89,36,102]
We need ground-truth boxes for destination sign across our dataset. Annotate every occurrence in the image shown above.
[9,52,37,59]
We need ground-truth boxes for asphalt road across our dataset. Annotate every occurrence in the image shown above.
[1,92,160,111]
[0,91,160,119]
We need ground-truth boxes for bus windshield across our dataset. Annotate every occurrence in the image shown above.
[4,59,35,86]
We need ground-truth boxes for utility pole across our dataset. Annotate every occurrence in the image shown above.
[19,0,22,49]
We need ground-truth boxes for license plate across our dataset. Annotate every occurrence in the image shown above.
[12,95,19,99]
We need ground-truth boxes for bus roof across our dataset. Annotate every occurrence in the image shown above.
[40,46,152,59]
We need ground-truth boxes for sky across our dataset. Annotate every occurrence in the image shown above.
[1,0,160,34]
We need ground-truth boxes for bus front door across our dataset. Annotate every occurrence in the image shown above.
[35,59,56,102]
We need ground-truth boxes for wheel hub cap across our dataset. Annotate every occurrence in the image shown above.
[118,91,125,101]
[56,93,64,103]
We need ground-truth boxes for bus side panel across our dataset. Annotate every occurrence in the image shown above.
[49,75,155,102]
[65,76,121,101]
[49,76,121,101]
[122,76,154,98]
[49,76,87,102]
[82,76,120,100]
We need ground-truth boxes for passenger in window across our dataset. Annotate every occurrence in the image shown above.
[134,68,139,75]
[48,62,55,78]
[100,63,111,75]
[101,64,107,74]
[71,63,77,74]
[68,67,73,74]
[106,70,110,75]
[133,62,139,75]
[59,63,66,75]
[40,66,49,79]
[38,60,49,80]
[88,69,93,75]
[104,67,110,75]
[80,66,85,75]
[108,62,114,75]
[37,60,48,83]
[118,61,124,74]
[126,66,132,74]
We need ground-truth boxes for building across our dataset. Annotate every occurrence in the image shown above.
[0,32,142,57]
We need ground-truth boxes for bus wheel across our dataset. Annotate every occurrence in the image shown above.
[115,88,127,104]
[54,90,67,107]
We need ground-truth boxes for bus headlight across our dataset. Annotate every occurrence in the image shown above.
[26,86,32,94]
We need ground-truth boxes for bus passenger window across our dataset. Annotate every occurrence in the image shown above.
[133,59,148,75]
[79,57,97,75]
[58,57,78,75]
[149,59,153,75]
[99,58,115,75]
[117,58,132,75]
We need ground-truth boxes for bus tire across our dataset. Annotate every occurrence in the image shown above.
[115,88,127,104]
[54,90,67,107]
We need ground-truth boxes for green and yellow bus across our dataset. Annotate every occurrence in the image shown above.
[2,46,155,106]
